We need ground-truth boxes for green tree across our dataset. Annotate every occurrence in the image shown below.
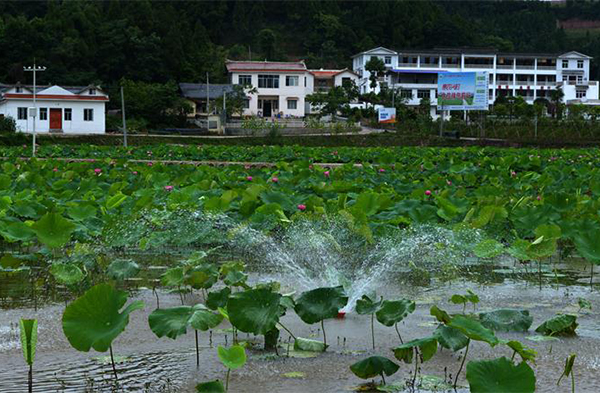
[549,88,565,119]
[306,84,357,121]
[365,57,386,90]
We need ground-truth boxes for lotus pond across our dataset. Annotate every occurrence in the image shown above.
[1,145,600,392]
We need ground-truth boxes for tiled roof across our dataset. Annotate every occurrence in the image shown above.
[0,83,102,94]
[226,60,307,72]
[179,83,234,100]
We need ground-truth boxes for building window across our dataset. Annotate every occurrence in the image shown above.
[84,108,94,121]
[39,108,47,120]
[577,75,583,84]
[238,75,252,86]
[15,86,23,93]
[258,75,279,88]
[286,76,299,86]
[287,99,297,110]
[576,90,586,98]
[304,77,307,87]
[562,75,568,82]
[89,88,96,95]
[18,107,27,120]
[243,99,250,109]
[64,108,72,121]
[400,89,412,99]
[577,60,584,69]
[384,56,392,65]
[417,89,430,99]
[562,60,569,68]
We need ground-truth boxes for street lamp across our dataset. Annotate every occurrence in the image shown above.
[23,63,46,157]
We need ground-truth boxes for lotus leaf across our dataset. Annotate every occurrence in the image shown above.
[62,284,144,352]
[19,319,37,365]
[50,263,85,285]
[350,356,399,379]
[393,336,438,364]
[227,288,281,335]
[294,286,348,324]
[505,340,537,362]
[107,259,140,281]
[473,239,504,259]
[206,287,231,310]
[294,337,326,352]
[32,212,76,248]
[186,263,219,289]
[448,315,499,346]
[375,299,415,326]
[355,294,382,315]
[572,228,600,264]
[149,304,222,339]
[217,345,246,370]
[466,357,535,393]
[535,314,578,336]
[196,380,225,393]
[433,325,468,352]
[479,309,533,332]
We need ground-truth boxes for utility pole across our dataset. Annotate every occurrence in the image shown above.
[121,86,127,147]
[23,62,46,157]
[206,72,210,116]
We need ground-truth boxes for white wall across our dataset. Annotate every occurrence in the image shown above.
[232,71,311,117]
[334,71,359,87]
[0,99,106,134]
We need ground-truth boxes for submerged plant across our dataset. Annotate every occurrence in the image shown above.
[19,319,37,393]
[535,314,578,336]
[62,284,144,381]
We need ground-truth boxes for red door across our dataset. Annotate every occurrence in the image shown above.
[50,108,62,130]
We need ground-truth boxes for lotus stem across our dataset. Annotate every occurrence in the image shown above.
[511,350,516,362]
[277,322,296,340]
[394,323,403,344]
[321,320,327,349]
[571,369,575,393]
[380,372,386,386]
[225,368,231,392]
[412,347,419,388]
[454,339,470,388]
[28,364,32,393]
[371,313,375,350]
[109,345,119,381]
[591,264,594,288]
[153,287,160,309]
[538,260,542,291]
[195,330,200,368]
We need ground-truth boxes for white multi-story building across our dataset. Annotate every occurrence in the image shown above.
[0,83,108,134]
[226,60,314,117]
[352,47,599,117]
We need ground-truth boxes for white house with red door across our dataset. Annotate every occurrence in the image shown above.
[0,84,109,134]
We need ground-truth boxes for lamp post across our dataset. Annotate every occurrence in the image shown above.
[23,62,46,157]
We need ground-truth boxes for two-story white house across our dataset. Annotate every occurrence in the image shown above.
[0,83,108,134]
[226,60,313,117]
[352,46,599,118]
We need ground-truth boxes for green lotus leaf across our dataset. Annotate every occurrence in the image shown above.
[507,239,531,261]
[473,239,504,259]
[19,319,37,366]
[1,221,36,242]
[572,228,600,264]
[448,315,499,346]
[294,337,326,352]
[186,263,219,290]
[107,259,140,281]
[148,304,222,339]
[350,356,399,380]
[50,263,85,285]
[62,284,144,352]
[505,340,537,363]
[161,267,185,287]
[196,380,225,393]
[294,286,348,324]
[466,357,535,393]
[223,269,248,287]
[393,336,438,364]
[375,299,415,326]
[430,305,452,324]
[206,287,231,310]
[479,309,533,332]
[32,212,76,248]
[535,314,578,336]
[217,345,246,370]
[355,294,382,315]
[433,325,469,352]
[227,288,281,335]
[67,204,97,221]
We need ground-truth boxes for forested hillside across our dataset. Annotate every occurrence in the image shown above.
[1,1,599,94]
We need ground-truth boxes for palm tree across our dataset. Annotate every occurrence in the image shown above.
[549,88,565,119]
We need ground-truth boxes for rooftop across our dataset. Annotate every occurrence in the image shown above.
[309,68,358,78]
[179,83,234,100]
[0,83,103,95]
[225,60,307,72]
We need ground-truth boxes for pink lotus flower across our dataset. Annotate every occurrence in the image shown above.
[271,177,279,183]
[94,168,102,174]
[309,165,314,170]
[511,171,516,177]
[324,171,330,177]
[53,168,58,172]
[297,204,306,211]
[333,151,338,155]
[147,162,153,166]
[244,165,251,170]
[246,176,253,181]
[425,190,432,196]
[379,168,385,173]
[537,195,541,201]
[447,180,452,186]
[132,171,138,175]
[420,164,424,170]
[165,185,173,191]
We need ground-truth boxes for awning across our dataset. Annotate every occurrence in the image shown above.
[286,97,299,100]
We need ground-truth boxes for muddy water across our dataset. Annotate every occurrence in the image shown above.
[1,265,600,392]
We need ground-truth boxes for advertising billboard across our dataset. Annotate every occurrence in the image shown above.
[437,72,489,111]
[378,107,396,123]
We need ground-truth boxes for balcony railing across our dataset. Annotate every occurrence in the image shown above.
[497,65,514,69]
[515,81,535,86]
[516,65,535,70]
[496,81,513,85]
[464,64,493,69]
[441,63,460,68]
[536,66,556,70]
[536,81,556,86]
[420,63,439,68]
[398,63,418,67]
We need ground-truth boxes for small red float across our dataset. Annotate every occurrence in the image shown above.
[337,311,346,319]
